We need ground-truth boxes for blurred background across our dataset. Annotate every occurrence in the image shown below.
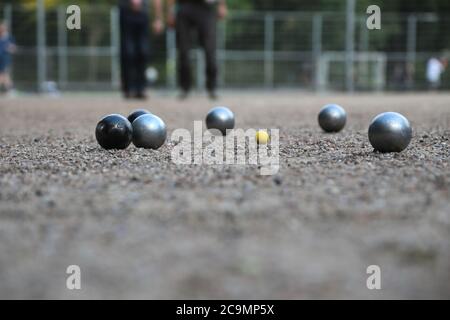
[1,0,449,93]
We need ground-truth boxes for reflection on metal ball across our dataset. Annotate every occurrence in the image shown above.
[128,109,151,124]
[95,114,133,150]
[206,106,235,135]
[368,112,412,153]
[318,104,347,133]
[132,114,167,150]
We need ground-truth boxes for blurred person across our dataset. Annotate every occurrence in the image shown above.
[0,22,16,95]
[167,0,228,100]
[119,0,163,100]
[392,63,404,91]
[401,62,416,91]
[426,56,447,91]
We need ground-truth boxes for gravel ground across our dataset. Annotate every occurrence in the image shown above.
[0,92,449,299]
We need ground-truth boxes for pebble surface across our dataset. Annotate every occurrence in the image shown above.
[0,93,449,299]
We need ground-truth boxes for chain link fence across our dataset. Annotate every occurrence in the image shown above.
[1,4,449,92]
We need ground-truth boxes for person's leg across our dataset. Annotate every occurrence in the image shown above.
[196,5,218,96]
[126,30,140,97]
[176,5,193,95]
[0,57,6,92]
[128,30,139,97]
[429,80,439,91]
[135,14,150,99]
[4,72,12,90]
[428,81,433,91]
[0,73,6,93]
[120,9,139,98]
[119,9,131,97]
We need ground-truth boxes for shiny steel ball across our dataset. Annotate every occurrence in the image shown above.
[368,112,412,153]
[132,114,167,149]
[95,114,133,150]
[206,106,235,135]
[128,109,151,124]
[318,104,347,133]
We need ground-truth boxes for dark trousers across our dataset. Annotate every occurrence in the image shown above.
[176,3,217,92]
[119,8,150,95]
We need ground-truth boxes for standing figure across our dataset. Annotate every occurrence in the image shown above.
[167,0,228,100]
[426,56,448,91]
[0,22,16,95]
[119,0,163,99]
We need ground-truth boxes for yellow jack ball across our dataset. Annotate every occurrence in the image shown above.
[256,130,269,145]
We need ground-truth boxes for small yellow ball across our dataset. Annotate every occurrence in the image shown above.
[256,130,269,145]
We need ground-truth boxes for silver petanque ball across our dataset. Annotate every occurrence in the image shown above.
[132,114,167,149]
[368,112,412,153]
[206,106,235,135]
[128,109,152,124]
[318,104,347,133]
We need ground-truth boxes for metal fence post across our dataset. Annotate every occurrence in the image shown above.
[196,49,205,90]
[110,7,120,89]
[166,29,177,90]
[359,16,370,88]
[359,16,369,52]
[375,55,386,92]
[317,54,329,92]
[345,0,356,93]
[37,0,47,92]
[57,6,68,90]
[312,13,323,91]
[264,13,274,88]
[407,14,417,89]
